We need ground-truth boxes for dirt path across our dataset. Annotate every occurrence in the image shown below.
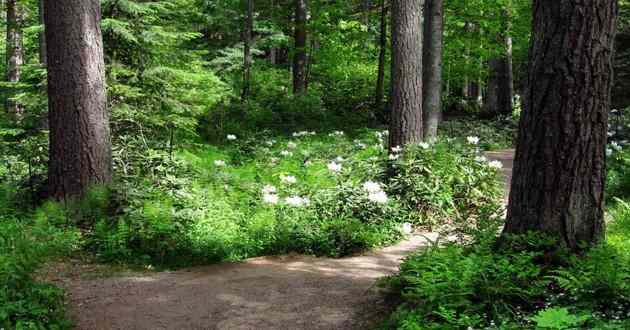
[62,150,515,330]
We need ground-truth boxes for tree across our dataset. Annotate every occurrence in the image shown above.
[5,0,23,119]
[484,9,514,117]
[503,0,618,250]
[389,0,424,148]
[45,0,112,199]
[374,0,388,112]
[422,0,443,140]
[38,0,46,66]
[241,0,253,102]
[293,0,307,94]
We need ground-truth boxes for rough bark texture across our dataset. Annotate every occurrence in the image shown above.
[389,0,424,148]
[39,0,46,66]
[241,0,253,102]
[504,0,617,250]
[422,0,443,140]
[484,56,513,116]
[374,0,387,112]
[292,0,307,94]
[46,0,112,200]
[5,0,24,119]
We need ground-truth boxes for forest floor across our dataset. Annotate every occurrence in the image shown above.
[51,150,515,330]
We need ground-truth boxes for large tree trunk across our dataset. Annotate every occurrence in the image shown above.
[484,35,514,116]
[389,0,424,148]
[39,0,47,66]
[292,0,307,94]
[5,0,24,119]
[241,0,253,102]
[374,0,387,112]
[46,0,112,200]
[422,0,443,140]
[503,0,618,250]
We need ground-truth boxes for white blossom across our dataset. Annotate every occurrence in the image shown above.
[368,191,389,204]
[280,150,293,157]
[227,134,237,141]
[419,142,430,150]
[391,145,403,153]
[285,196,309,207]
[265,140,276,147]
[362,181,382,193]
[488,160,503,169]
[606,148,614,157]
[214,160,226,167]
[263,194,279,205]
[327,162,343,173]
[611,141,623,152]
[287,142,298,149]
[389,154,400,161]
[262,185,277,194]
[466,136,480,145]
[280,175,297,184]
[401,223,413,235]
[475,156,488,163]
[335,156,345,162]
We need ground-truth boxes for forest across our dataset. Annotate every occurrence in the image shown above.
[1,0,629,329]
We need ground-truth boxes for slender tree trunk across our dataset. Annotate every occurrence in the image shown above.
[374,0,388,111]
[503,33,514,114]
[484,58,502,115]
[422,0,443,140]
[389,0,424,148]
[39,0,47,66]
[5,0,23,119]
[46,0,112,200]
[241,0,253,102]
[292,0,307,94]
[503,0,618,250]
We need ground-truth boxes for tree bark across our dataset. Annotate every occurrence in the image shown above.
[374,0,388,112]
[241,0,253,102]
[503,0,618,250]
[292,0,307,94]
[5,0,24,119]
[389,0,424,148]
[422,0,443,140]
[46,0,112,200]
[39,0,47,66]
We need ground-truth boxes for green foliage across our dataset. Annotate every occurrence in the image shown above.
[439,117,517,150]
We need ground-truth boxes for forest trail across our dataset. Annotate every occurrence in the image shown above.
[61,150,515,330]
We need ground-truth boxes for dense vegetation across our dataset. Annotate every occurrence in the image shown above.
[0,0,629,329]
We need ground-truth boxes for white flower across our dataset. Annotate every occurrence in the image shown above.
[608,131,614,137]
[262,185,277,194]
[389,154,399,161]
[419,142,430,150]
[606,148,613,157]
[263,193,279,205]
[475,156,488,163]
[285,196,308,207]
[280,175,297,184]
[611,141,622,151]
[488,160,503,169]
[309,131,317,136]
[327,161,343,173]
[356,143,367,149]
[280,150,293,157]
[329,131,344,137]
[368,191,389,204]
[383,130,389,136]
[401,223,413,235]
[287,142,297,149]
[369,156,379,162]
[214,160,226,167]
[362,181,382,193]
[265,140,275,147]
[227,134,237,141]
[335,156,345,162]
[467,136,480,145]
[391,145,403,153]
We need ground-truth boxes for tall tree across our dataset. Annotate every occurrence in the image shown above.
[45,0,112,199]
[5,0,24,119]
[39,0,46,66]
[422,0,443,140]
[503,0,618,250]
[389,0,424,148]
[242,0,253,102]
[293,0,307,94]
[374,0,388,112]
[484,9,514,116]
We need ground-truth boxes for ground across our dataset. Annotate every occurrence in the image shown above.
[55,150,514,330]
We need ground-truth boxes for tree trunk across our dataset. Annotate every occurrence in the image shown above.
[46,0,112,200]
[241,0,253,102]
[503,33,514,114]
[503,0,618,251]
[39,0,47,66]
[389,0,424,148]
[5,0,24,119]
[374,0,388,112]
[422,0,443,140]
[292,0,307,94]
